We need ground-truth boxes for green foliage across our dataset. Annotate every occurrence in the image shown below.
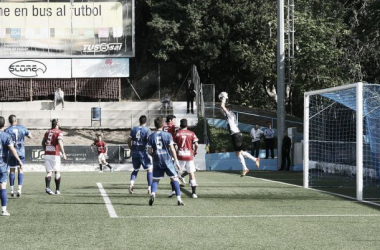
[207,125,269,153]
[352,0,380,83]
[207,126,232,152]
[189,116,205,144]
[135,0,380,116]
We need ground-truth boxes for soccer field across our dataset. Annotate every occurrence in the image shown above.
[2,171,380,249]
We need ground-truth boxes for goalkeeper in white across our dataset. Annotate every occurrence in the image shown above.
[219,92,260,176]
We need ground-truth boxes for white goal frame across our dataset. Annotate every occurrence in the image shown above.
[303,82,364,200]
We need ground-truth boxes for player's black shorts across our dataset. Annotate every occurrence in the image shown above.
[231,133,243,152]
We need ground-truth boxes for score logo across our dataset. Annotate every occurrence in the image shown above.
[9,60,47,77]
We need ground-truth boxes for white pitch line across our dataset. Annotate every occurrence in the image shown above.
[117,214,380,219]
[97,182,118,218]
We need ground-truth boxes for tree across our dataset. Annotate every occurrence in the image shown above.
[140,0,380,117]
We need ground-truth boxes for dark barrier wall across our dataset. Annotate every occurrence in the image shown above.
[25,145,130,164]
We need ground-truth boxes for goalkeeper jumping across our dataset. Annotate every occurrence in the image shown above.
[219,92,260,176]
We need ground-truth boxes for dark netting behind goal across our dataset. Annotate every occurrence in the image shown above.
[0,78,120,101]
[307,83,380,200]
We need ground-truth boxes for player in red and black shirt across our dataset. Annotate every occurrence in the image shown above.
[91,133,113,172]
[42,119,67,195]
[174,119,199,198]
[162,115,178,138]
[163,115,186,195]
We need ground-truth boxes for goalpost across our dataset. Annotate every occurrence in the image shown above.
[304,82,380,201]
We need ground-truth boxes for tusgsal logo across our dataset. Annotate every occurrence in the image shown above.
[9,60,47,77]
[82,43,122,53]
[32,149,45,161]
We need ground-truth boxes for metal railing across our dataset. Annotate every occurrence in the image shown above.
[204,106,303,133]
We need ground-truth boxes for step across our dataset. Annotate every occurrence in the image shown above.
[0,101,162,111]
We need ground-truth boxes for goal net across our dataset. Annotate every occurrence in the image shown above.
[304,83,380,201]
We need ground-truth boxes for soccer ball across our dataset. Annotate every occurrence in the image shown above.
[218,92,228,101]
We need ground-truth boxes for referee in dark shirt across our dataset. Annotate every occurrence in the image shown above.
[280,131,292,171]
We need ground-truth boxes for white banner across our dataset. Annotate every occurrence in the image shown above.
[0,59,71,78]
[72,58,129,78]
[0,0,134,58]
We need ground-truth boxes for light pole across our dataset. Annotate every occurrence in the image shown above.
[277,0,285,169]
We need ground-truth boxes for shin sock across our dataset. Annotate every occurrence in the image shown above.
[18,173,24,191]
[237,154,248,170]
[9,172,15,188]
[45,176,51,189]
[131,169,138,182]
[241,151,256,161]
[1,189,7,207]
[55,177,61,191]
[147,172,153,188]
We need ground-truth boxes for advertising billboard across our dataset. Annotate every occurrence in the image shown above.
[0,58,72,78]
[26,145,130,164]
[0,0,134,58]
[0,58,129,78]
[72,58,129,77]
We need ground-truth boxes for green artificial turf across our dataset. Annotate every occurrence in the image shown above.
[1,171,380,249]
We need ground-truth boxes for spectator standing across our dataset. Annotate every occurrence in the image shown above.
[186,78,195,114]
[264,121,275,159]
[280,131,292,171]
[250,125,263,158]
[54,87,65,110]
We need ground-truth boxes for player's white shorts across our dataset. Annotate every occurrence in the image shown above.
[44,155,61,172]
[98,153,108,164]
[178,160,196,174]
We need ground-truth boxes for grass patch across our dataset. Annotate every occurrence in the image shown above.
[2,171,380,249]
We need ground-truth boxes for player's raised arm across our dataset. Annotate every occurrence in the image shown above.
[219,92,229,114]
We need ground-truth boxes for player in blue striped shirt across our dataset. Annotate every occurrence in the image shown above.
[147,117,184,206]
[0,116,24,216]
[5,115,32,198]
[127,115,153,195]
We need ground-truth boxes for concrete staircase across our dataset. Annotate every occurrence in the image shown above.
[172,101,198,127]
[0,101,167,129]
[0,101,199,129]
